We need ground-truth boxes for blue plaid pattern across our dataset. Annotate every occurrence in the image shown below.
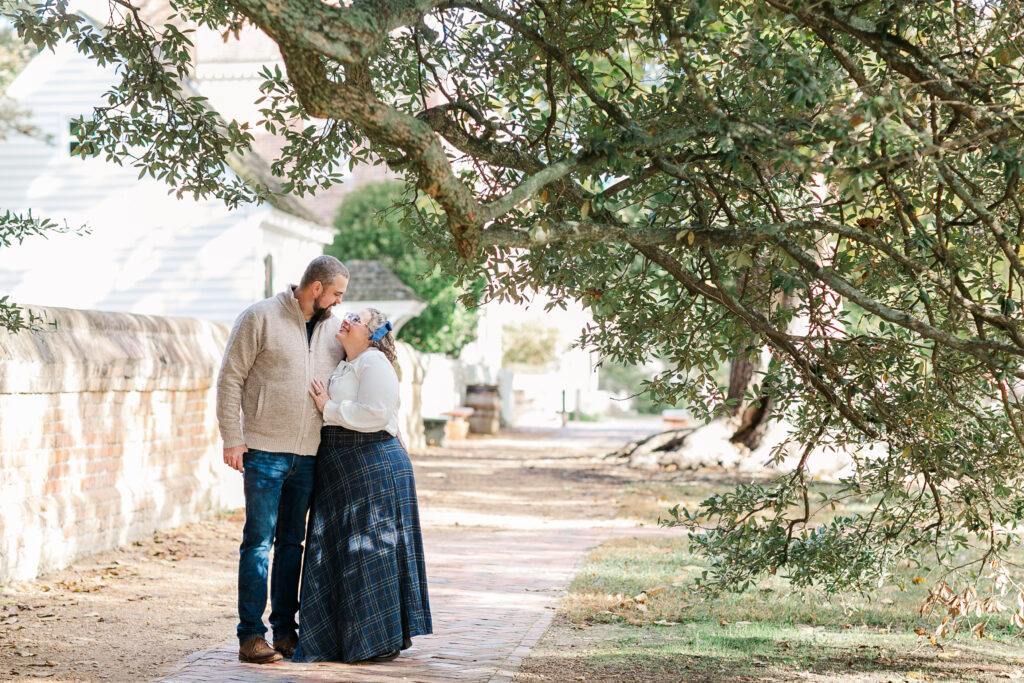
[292,427,432,663]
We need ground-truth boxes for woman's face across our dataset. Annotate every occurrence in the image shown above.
[335,309,372,344]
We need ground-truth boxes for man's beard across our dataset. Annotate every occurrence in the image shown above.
[311,300,331,322]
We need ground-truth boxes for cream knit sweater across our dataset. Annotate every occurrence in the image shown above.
[216,288,345,456]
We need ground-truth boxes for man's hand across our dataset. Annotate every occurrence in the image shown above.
[224,445,248,472]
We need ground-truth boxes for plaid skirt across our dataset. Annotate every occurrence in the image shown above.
[292,426,432,663]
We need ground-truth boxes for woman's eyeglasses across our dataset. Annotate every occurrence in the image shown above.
[343,311,365,326]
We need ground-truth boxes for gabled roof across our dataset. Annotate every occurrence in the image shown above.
[345,260,423,302]
[162,75,321,225]
[223,145,323,225]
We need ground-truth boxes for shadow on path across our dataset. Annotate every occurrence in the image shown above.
[157,421,664,682]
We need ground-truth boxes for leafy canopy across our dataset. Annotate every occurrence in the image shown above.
[501,319,560,367]
[7,0,1024,620]
[326,181,478,356]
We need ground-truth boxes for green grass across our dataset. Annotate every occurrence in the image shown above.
[525,479,1024,680]
[565,536,954,631]
[614,480,1024,635]
[545,535,1024,681]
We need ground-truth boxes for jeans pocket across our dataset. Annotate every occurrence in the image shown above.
[243,450,287,483]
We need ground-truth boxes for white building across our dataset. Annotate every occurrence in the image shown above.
[0,11,411,326]
[460,291,603,426]
[0,10,610,429]
[0,36,337,324]
[343,259,425,331]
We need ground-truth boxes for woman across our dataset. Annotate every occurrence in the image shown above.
[292,308,432,663]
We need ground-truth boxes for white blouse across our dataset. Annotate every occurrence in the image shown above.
[322,348,400,436]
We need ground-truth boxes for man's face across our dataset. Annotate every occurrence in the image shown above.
[313,275,348,316]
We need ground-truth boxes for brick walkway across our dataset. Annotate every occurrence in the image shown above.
[156,524,640,683]
[156,421,665,683]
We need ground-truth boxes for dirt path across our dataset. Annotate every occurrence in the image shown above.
[0,421,664,682]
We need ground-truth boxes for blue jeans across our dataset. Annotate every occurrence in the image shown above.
[237,450,315,645]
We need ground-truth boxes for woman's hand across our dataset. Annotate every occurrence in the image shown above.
[309,378,328,413]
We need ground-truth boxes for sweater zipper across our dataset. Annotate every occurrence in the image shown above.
[297,309,313,454]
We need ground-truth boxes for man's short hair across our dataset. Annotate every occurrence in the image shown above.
[300,255,349,289]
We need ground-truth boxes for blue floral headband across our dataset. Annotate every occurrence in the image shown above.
[369,320,392,342]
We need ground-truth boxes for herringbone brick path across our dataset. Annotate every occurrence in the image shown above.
[157,524,645,683]
[156,421,663,682]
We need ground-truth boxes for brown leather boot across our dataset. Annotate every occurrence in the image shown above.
[239,636,283,664]
[273,633,297,659]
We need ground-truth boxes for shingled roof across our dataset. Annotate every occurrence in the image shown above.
[344,260,423,303]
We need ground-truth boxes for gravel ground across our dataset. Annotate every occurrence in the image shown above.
[0,422,663,682]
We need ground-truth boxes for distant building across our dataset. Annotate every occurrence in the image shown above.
[0,13,406,326]
[343,260,425,332]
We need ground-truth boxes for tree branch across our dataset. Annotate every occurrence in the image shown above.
[228,0,442,64]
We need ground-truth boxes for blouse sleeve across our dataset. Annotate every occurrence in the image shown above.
[323,353,399,431]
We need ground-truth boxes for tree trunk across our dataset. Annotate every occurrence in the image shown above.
[729,391,773,450]
[726,353,756,416]
[726,267,775,450]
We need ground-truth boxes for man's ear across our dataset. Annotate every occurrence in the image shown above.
[312,281,324,297]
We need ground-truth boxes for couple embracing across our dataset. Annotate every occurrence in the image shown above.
[215,255,432,664]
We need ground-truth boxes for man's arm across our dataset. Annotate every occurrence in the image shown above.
[216,309,261,471]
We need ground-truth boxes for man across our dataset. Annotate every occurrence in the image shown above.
[216,255,348,664]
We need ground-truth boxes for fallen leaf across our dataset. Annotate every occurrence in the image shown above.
[936,651,959,660]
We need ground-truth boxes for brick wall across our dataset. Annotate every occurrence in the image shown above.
[0,306,237,583]
[0,306,433,584]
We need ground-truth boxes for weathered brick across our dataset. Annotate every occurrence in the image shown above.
[47,462,71,479]
[0,307,234,584]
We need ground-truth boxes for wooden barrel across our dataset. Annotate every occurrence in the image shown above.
[466,384,501,434]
